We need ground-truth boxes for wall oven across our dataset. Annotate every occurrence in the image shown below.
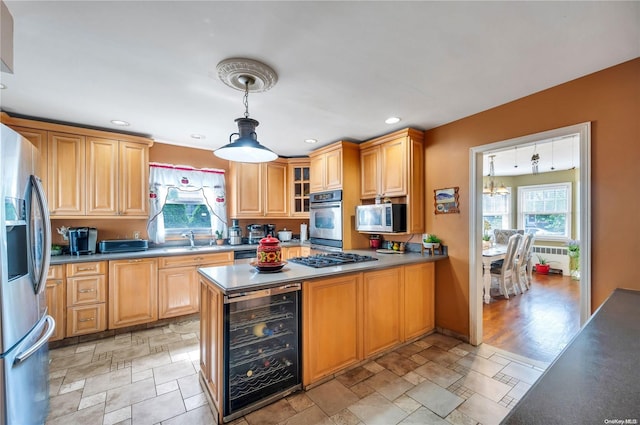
[309,190,343,250]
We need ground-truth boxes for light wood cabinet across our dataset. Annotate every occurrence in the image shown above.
[158,252,233,319]
[309,141,358,192]
[403,262,435,340]
[303,273,362,385]
[48,132,86,216]
[65,261,107,336]
[87,137,149,217]
[1,113,152,219]
[45,265,65,342]
[200,278,224,412]
[359,128,425,234]
[10,126,48,189]
[288,158,310,217]
[281,245,311,260]
[108,258,158,328]
[362,268,403,357]
[229,159,288,218]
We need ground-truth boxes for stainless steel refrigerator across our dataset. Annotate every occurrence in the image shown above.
[1,124,55,425]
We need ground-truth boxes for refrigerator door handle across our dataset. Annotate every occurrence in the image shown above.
[14,315,56,366]
[30,175,51,295]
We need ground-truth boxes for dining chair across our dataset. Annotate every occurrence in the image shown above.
[523,233,537,288]
[493,229,525,245]
[490,233,522,299]
[514,232,535,292]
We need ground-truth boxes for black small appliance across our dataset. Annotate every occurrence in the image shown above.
[68,227,98,255]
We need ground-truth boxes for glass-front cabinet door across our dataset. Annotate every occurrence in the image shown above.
[288,160,310,217]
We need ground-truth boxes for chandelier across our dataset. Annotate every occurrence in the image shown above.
[483,155,509,196]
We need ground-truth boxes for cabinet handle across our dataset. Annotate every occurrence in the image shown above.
[78,288,96,293]
[55,280,63,284]
[195,257,203,261]
[128,259,142,263]
[78,317,95,322]
[77,267,96,271]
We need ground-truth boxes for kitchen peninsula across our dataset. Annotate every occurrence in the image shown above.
[197,250,446,423]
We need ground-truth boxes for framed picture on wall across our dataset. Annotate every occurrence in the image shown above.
[434,187,460,214]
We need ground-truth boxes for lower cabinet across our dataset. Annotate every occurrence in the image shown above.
[45,265,66,342]
[404,262,435,340]
[281,245,311,260]
[65,261,107,336]
[108,258,158,329]
[158,252,233,319]
[303,274,362,385]
[303,263,436,386]
[199,278,223,410]
[362,268,403,358]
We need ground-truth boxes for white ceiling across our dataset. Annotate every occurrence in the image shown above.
[1,1,639,159]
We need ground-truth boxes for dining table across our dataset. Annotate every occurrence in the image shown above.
[482,244,507,303]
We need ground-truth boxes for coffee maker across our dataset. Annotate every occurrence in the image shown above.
[247,224,265,244]
[264,224,276,237]
[229,219,242,245]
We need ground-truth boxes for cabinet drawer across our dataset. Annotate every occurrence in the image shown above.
[67,275,106,305]
[47,264,64,280]
[159,252,234,269]
[66,261,106,277]
[66,304,106,336]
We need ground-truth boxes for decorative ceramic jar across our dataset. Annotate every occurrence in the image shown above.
[257,235,282,266]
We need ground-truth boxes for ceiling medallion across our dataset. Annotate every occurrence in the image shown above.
[216,58,278,92]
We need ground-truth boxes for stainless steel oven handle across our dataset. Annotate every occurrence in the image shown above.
[310,202,342,209]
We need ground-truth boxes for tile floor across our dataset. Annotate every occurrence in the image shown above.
[46,321,548,425]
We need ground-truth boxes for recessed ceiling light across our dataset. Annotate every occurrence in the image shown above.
[191,134,205,140]
[304,139,318,144]
[110,119,130,126]
[0,83,6,89]
[385,117,401,124]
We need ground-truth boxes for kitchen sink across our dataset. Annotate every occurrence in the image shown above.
[162,246,226,253]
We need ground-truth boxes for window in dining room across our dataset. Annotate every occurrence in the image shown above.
[517,182,571,240]
[483,189,512,230]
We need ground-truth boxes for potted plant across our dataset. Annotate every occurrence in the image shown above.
[535,255,551,274]
[482,234,492,250]
[214,230,225,245]
[566,239,580,280]
[423,234,441,254]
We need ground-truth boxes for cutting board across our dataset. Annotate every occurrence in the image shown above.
[376,249,405,254]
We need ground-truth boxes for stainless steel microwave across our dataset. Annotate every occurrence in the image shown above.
[356,204,407,233]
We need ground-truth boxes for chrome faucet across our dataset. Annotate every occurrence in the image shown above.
[181,230,195,248]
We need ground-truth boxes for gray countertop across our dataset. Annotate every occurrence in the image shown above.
[198,250,447,294]
[501,288,640,425]
[49,242,310,265]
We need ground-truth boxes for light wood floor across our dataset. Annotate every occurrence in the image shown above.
[483,272,581,363]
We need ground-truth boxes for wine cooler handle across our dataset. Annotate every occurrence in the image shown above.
[224,283,301,304]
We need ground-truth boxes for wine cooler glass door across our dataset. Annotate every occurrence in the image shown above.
[224,284,301,418]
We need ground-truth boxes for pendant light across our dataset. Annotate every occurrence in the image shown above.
[214,58,278,163]
[483,155,509,196]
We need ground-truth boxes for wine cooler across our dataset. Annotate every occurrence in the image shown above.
[223,283,301,420]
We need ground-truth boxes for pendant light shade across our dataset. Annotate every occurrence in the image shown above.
[214,58,279,163]
[214,117,278,163]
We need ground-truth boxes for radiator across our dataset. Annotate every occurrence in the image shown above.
[532,245,570,275]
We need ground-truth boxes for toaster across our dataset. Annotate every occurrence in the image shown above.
[68,227,98,255]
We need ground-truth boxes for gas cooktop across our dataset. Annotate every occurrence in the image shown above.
[289,252,378,268]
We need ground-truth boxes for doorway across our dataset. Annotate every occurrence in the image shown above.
[468,123,592,348]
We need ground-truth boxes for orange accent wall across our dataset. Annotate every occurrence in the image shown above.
[425,58,640,337]
[149,142,230,171]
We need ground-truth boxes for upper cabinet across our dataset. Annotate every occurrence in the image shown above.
[229,159,288,218]
[1,113,152,218]
[87,138,149,217]
[359,129,425,234]
[288,158,310,217]
[309,141,360,193]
